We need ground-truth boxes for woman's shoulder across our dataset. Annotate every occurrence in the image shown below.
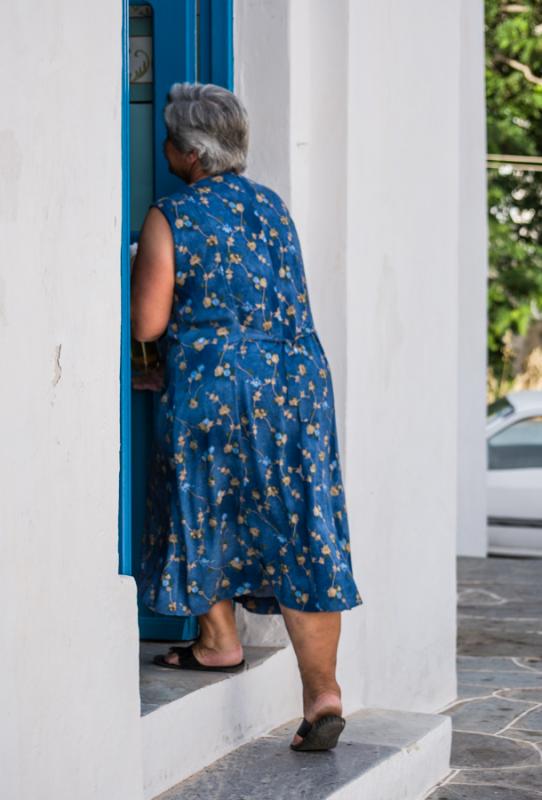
[150,182,197,219]
[239,174,291,218]
[152,189,186,210]
[151,174,293,225]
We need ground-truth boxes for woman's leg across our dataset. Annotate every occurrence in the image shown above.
[279,603,343,746]
[163,598,243,666]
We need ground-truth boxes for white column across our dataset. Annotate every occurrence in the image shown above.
[457,0,488,557]
[341,0,464,711]
[235,0,487,714]
[0,3,144,798]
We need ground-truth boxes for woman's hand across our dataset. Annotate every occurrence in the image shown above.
[131,364,165,392]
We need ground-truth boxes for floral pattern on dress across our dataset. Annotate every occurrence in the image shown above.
[136,170,363,615]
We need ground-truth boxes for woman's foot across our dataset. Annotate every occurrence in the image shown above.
[162,598,243,667]
[162,638,244,668]
[290,690,343,748]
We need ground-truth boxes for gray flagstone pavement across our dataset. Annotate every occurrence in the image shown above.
[425,555,542,799]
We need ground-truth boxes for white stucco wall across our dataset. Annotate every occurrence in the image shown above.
[343,0,460,712]
[0,0,486,796]
[0,4,143,799]
[457,0,488,557]
[236,0,487,713]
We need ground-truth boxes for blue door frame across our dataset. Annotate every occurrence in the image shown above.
[119,0,234,639]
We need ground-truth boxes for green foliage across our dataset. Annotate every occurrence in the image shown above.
[485,0,542,384]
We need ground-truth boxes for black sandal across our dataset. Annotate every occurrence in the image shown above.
[152,642,246,672]
[290,714,346,751]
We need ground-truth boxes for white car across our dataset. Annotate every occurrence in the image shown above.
[487,390,542,557]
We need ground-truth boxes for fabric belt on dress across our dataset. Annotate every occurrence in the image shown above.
[229,327,318,346]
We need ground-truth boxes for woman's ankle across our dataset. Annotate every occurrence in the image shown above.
[303,687,342,721]
[198,600,241,650]
[199,638,242,652]
[197,629,242,652]
[193,638,243,666]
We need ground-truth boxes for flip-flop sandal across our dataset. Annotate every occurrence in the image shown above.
[152,643,246,672]
[290,714,346,751]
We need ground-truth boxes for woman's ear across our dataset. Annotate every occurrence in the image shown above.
[186,149,200,166]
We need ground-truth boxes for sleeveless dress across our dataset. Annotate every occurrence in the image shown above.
[136,170,363,616]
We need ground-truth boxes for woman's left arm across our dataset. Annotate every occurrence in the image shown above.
[131,207,175,342]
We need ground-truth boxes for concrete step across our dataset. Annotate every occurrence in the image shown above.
[140,642,303,799]
[151,707,452,800]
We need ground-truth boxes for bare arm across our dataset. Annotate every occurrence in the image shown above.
[131,207,175,342]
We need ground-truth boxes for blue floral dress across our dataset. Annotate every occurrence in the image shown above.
[137,171,363,616]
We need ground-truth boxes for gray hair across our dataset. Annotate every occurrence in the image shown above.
[164,82,249,175]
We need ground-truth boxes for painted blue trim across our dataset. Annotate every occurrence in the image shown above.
[197,0,212,82]
[121,0,234,639]
[210,0,234,89]
[129,0,196,200]
[150,0,197,197]
[198,0,233,89]
[119,0,132,576]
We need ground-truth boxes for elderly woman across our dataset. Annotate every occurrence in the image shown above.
[132,82,363,752]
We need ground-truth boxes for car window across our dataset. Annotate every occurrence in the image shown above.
[487,396,514,423]
[488,416,542,470]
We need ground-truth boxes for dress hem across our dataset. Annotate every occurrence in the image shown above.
[138,584,364,618]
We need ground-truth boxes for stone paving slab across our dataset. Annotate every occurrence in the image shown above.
[457,668,542,688]
[505,727,542,744]
[456,684,496,700]
[449,765,542,794]
[458,656,542,672]
[459,582,542,599]
[497,687,542,702]
[459,603,542,619]
[457,556,542,658]
[427,785,542,799]
[449,730,539,768]
[518,657,542,670]
[425,556,542,800]
[444,696,538,734]
[458,556,542,582]
[511,706,542,731]
[458,619,542,657]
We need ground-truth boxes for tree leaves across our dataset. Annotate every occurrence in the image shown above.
[485,0,542,384]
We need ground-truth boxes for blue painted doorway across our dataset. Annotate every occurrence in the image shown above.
[120,0,234,640]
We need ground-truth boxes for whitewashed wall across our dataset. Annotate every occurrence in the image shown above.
[0,1,486,797]
[236,0,486,712]
[457,0,488,557]
[0,3,144,799]
[343,0,460,713]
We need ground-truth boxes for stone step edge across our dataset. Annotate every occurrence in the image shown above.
[142,644,302,799]
[153,706,452,800]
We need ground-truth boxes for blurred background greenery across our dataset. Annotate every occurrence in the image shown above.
[485,0,542,399]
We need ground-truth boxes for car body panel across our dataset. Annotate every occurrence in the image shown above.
[486,391,542,558]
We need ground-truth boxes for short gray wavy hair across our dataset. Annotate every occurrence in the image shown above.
[164,82,249,175]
